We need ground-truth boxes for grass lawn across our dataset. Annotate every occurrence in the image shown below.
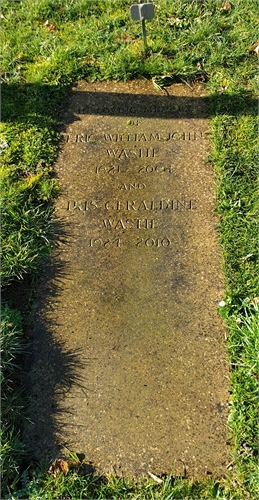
[1,0,258,498]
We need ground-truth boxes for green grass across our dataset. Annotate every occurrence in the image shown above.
[1,469,238,500]
[1,0,258,499]
[0,305,27,490]
[211,113,258,304]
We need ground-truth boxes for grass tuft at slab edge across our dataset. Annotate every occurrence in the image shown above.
[1,1,258,499]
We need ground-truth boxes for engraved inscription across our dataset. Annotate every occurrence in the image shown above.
[61,130,207,143]
[136,237,171,247]
[95,165,173,174]
[61,133,96,143]
[102,218,157,230]
[104,131,205,142]
[95,165,125,174]
[88,237,172,248]
[63,123,197,252]
[104,132,163,141]
[76,103,181,114]
[67,194,193,248]
[138,165,173,173]
[66,200,194,211]
[90,237,121,248]
[119,183,146,190]
[106,148,158,158]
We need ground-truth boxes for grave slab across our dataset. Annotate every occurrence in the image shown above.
[26,81,230,478]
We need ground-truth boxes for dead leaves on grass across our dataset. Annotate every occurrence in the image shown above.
[221,2,231,10]
[45,20,56,32]
[49,459,69,478]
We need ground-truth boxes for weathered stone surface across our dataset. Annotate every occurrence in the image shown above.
[26,81,229,478]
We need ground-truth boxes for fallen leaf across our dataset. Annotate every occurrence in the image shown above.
[59,459,69,475]
[255,44,259,55]
[221,2,231,10]
[49,459,69,478]
[44,19,56,31]
[250,297,259,306]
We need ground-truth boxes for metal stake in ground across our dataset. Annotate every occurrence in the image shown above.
[130,1,155,52]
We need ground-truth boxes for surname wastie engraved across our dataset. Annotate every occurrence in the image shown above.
[102,218,157,230]
[106,148,158,159]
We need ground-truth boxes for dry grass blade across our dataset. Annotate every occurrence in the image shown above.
[147,471,163,484]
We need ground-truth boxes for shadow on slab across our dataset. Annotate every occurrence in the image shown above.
[22,221,94,465]
[1,82,257,128]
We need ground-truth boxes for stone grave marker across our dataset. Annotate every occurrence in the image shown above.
[26,81,229,478]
